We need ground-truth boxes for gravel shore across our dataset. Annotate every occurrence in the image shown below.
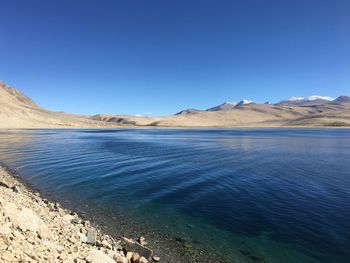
[0,165,159,263]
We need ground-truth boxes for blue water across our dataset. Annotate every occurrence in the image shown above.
[0,129,349,263]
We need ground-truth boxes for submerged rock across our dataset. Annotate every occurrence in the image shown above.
[139,236,148,246]
[124,238,153,259]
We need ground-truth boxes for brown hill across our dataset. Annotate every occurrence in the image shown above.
[95,100,350,128]
[0,81,119,128]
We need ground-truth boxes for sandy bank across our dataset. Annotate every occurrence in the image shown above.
[0,165,160,263]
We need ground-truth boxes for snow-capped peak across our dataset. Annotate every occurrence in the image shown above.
[308,95,334,101]
[287,96,305,101]
[222,101,237,106]
[287,96,334,102]
[239,99,253,105]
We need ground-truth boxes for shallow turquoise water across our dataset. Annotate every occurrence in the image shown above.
[0,129,349,263]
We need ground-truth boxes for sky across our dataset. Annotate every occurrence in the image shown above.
[1,0,349,116]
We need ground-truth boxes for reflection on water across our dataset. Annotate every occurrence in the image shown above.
[0,129,350,263]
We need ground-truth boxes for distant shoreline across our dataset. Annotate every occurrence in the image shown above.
[1,125,350,130]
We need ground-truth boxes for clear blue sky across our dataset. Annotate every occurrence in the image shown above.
[1,0,349,116]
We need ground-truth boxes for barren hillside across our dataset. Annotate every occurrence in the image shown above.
[0,82,118,128]
[93,103,350,128]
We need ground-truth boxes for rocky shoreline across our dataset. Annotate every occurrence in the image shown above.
[0,165,161,263]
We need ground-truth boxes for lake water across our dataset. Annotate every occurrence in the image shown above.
[0,129,349,263]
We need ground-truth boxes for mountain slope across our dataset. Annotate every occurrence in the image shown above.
[206,102,237,111]
[276,96,334,106]
[0,81,118,128]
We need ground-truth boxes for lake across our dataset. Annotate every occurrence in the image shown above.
[0,129,349,263]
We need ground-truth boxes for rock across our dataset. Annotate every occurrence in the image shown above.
[77,232,87,242]
[54,202,60,210]
[124,238,153,259]
[113,253,128,263]
[101,239,113,249]
[138,236,147,246]
[86,230,97,244]
[80,227,87,235]
[62,214,76,222]
[0,222,12,235]
[47,203,57,211]
[126,252,133,260]
[3,204,50,237]
[139,256,149,263]
[86,249,116,263]
[1,250,16,262]
[131,252,140,262]
[71,217,82,224]
[83,220,91,228]
[41,240,64,251]
[0,181,10,188]
[11,185,20,193]
[152,256,160,262]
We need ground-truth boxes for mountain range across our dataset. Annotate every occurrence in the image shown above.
[1,81,350,128]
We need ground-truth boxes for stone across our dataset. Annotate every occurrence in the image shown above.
[139,257,148,263]
[83,220,91,228]
[0,222,12,235]
[86,230,97,244]
[0,181,10,188]
[47,203,57,211]
[126,252,133,260]
[71,217,82,224]
[41,240,64,251]
[131,252,140,262]
[152,256,160,262]
[78,232,87,242]
[3,204,50,237]
[86,249,116,263]
[1,250,16,262]
[62,214,76,222]
[11,185,20,193]
[113,253,128,263]
[124,239,153,259]
[101,239,113,249]
[138,236,147,246]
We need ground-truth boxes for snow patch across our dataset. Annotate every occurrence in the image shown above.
[307,95,334,101]
[287,97,305,101]
[240,99,253,105]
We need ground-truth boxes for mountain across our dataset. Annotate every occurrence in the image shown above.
[330,96,350,105]
[206,100,255,111]
[276,96,334,106]
[1,81,349,128]
[236,99,254,107]
[206,102,237,111]
[175,108,203,115]
[0,81,118,128]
